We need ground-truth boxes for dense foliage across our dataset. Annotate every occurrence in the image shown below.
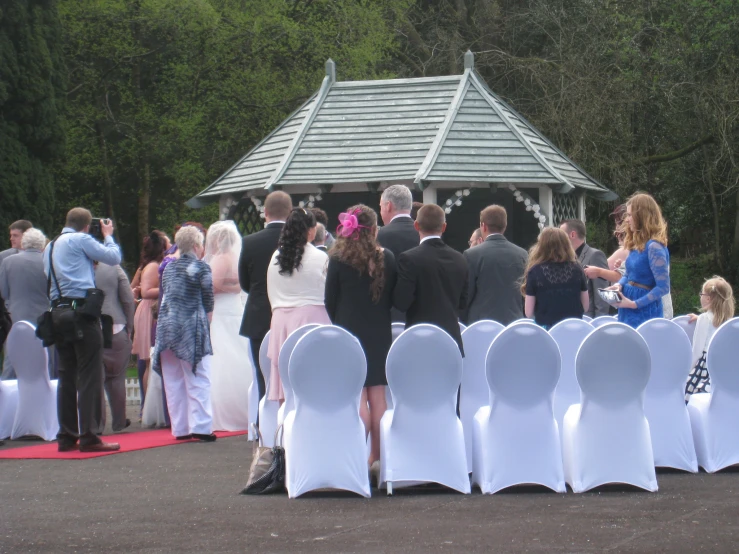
[1,0,737,290]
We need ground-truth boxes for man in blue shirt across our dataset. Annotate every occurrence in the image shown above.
[44,207,122,452]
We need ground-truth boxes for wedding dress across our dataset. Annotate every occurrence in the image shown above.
[206,221,253,431]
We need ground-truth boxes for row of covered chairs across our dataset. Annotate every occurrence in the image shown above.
[258,315,739,497]
[0,321,59,441]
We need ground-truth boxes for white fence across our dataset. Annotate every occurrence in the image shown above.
[125,378,141,406]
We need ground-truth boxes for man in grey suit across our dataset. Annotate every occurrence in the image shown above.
[560,219,611,318]
[463,205,528,326]
[0,220,33,269]
[95,263,136,432]
[0,228,50,379]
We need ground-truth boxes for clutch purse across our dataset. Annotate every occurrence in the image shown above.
[598,288,621,305]
[240,424,285,495]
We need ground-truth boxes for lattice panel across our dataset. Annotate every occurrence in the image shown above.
[228,199,264,236]
[552,193,579,226]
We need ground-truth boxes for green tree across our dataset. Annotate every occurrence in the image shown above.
[0,0,65,244]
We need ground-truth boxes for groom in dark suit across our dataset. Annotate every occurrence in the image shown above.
[393,204,468,355]
[238,191,292,401]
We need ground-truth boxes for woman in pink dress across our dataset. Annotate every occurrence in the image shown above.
[267,208,330,402]
[131,230,169,405]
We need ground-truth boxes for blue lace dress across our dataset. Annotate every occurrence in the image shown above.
[617,240,670,328]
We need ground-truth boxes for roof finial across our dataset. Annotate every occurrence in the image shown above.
[464,50,474,70]
[325,58,336,82]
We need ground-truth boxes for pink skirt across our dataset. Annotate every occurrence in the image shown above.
[267,305,331,401]
[132,298,156,359]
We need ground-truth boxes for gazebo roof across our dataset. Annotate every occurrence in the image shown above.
[188,52,615,207]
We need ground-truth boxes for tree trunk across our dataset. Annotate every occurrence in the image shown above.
[732,186,739,282]
[138,161,150,248]
[95,120,115,229]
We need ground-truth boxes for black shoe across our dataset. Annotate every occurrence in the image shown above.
[175,434,192,440]
[113,419,132,433]
[192,433,217,442]
[58,442,79,453]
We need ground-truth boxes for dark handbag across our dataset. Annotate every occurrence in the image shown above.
[240,424,286,495]
[35,238,61,346]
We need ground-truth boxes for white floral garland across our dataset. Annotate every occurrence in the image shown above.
[441,185,547,229]
[248,193,323,219]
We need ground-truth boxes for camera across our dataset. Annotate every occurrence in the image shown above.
[89,218,110,242]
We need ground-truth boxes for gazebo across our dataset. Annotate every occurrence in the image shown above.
[188,51,615,250]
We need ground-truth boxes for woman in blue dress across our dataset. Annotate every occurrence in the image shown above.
[607,193,670,328]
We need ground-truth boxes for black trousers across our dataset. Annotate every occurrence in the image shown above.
[249,333,266,402]
[54,314,104,446]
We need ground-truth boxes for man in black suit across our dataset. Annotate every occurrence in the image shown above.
[239,191,292,401]
[393,204,468,355]
[560,219,611,318]
[377,185,419,321]
[462,205,528,326]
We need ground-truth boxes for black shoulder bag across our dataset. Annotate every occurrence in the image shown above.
[35,239,62,347]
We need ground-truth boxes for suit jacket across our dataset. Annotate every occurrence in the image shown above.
[377,216,419,258]
[95,263,135,330]
[0,249,49,325]
[462,234,528,326]
[238,222,284,339]
[578,243,610,318]
[393,238,468,355]
[378,216,419,322]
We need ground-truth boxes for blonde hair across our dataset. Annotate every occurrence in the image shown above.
[623,193,668,251]
[701,276,735,328]
[520,227,576,295]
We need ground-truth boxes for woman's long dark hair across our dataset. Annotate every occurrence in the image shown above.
[276,208,316,275]
[139,230,168,268]
[330,204,385,303]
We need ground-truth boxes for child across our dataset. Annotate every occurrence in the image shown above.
[685,276,735,402]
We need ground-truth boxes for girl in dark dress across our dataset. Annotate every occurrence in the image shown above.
[325,204,397,468]
[522,227,589,329]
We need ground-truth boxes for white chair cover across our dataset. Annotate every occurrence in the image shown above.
[688,317,739,472]
[277,324,322,426]
[638,319,698,471]
[0,379,19,439]
[471,322,565,493]
[582,315,593,322]
[591,315,618,328]
[460,320,504,472]
[6,321,59,441]
[257,330,279,447]
[458,321,467,333]
[672,315,696,345]
[247,339,260,441]
[379,324,470,494]
[562,322,657,492]
[284,326,370,498]
[550,318,594,432]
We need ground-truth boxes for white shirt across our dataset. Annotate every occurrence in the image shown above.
[267,243,328,309]
[420,235,442,244]
[692,311,719,368]
[390,214,413,222]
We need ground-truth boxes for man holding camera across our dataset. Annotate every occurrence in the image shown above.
[44,208,122,452]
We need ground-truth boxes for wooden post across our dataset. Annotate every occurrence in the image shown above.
[538,185,553,227]
[578,192,586,223]
[423,185,437,205]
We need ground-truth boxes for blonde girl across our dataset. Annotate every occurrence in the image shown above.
[685,276,735,401]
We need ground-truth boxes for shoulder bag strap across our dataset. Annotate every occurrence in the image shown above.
[47,237,63,300]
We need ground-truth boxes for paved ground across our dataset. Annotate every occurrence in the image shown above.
[1,407,738,553]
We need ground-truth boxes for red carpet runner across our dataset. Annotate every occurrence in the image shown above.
[0,429,247,460]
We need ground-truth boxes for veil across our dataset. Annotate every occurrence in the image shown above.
[205,220,242,264]
[205,221,242,294]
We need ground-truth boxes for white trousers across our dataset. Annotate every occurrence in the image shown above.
[160,350,213,437]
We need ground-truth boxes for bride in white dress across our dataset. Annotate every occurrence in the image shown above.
[205,221,253,431]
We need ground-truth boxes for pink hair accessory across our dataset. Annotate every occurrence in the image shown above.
[336,208,368,239]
